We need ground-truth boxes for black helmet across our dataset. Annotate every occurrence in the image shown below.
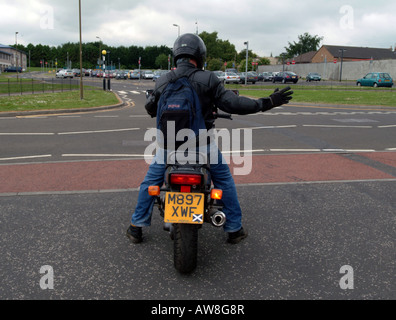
[173,33,207,69]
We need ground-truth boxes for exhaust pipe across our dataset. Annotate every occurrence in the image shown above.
[210,211,226,227]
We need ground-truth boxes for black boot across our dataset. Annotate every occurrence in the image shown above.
[227,227,248,244]
[126,225,143,244]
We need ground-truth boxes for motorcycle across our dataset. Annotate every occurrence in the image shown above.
[145,89,236,273]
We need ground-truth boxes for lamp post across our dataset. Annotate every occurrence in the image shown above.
[15,32,19,81]
[244,41,249,85]
[339,49,347,82]
[96,36,102,65]
[173,24,180,37]
[102,49,107,90]
[78,0,83,100]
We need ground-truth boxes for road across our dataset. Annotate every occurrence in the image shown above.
[0,79,395,300]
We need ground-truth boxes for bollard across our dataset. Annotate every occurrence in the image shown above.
[103,78,106,91]
[107,79,111,91]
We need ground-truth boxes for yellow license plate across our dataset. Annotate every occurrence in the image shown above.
[164,192,205,224]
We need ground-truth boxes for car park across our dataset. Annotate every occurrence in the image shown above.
[56,69,73,78]
[306,72,321,81]
[356,72,393,87]
[272,71,299,84]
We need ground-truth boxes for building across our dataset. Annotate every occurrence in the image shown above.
[312,45,396,63]
[0,44,27,71]
[285,51,317,65]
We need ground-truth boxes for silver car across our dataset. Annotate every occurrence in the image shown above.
[56,69,73,78]
[220,72,240,84]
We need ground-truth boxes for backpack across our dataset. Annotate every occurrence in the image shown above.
[156,70,207,149]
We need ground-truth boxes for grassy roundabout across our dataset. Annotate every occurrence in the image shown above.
[0,89,120,113]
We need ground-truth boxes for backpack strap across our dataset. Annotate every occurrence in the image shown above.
[167,68,199,83]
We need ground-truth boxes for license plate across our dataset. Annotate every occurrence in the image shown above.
[164,192,205,224]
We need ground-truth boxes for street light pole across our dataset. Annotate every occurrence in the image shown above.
[244,41,249,85]
[339,49,347,82]
[78,0,84,100]
[173,24,180,37]
[15,32,19,81]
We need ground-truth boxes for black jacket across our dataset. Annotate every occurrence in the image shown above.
[145,62,269,129]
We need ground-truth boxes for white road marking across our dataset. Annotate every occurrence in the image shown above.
[58,128,140,135]
[0,132,55,136]
[0,155,52,161]
[62,154,153,158]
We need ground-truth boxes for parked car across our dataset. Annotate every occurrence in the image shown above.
[153,70,170,81]
[306,72,321,82]
[272,71,299,84]
[71,69,81,77]
[213,71,223,79]
[4,66,22,73]
[219,72,240,84]
[116,71,128,79]
[356,72,393,88]
[142,70,154,79]
[262,72,274,82]
[238,72,258,84]
[129,70,141,80]
[56,69,73,78]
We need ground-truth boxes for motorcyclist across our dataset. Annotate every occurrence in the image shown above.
[127,33,293,244]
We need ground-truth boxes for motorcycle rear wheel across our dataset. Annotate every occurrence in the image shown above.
[173,224,198,274]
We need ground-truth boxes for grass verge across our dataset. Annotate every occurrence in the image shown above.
[237,88,396,107]
[0,89,120,113]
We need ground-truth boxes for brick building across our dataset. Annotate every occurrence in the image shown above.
[0,44,27,72]
[311,45,396,63]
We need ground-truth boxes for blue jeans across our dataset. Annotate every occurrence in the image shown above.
[130,147,243,233]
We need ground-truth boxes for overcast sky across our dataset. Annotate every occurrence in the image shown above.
[1,0,396,57]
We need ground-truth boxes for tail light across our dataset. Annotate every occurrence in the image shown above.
[170,174,202,185]
[148,186,160,196]
[211,189,223,200]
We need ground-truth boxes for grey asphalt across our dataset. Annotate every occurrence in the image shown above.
[1,180,395,300]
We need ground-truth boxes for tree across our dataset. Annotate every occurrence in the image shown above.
[155,53,169,69]
[284,32,323,58]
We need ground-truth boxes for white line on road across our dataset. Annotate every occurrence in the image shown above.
[302,124,373,128]
[0,155,52,161]
[0,132,55,136]
[62,154,152,158]
[58,128,140,135]
[378,125,396,128]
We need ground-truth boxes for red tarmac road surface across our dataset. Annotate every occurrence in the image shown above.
[1,152,395,194]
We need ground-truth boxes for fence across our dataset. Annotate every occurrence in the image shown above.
[258,59,396,81]
[0,78,99,96]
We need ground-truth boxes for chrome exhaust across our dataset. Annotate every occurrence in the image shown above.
[210,211,226,227]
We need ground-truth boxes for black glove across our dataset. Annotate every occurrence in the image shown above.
[260,86,293,112]
[270,86,293,107]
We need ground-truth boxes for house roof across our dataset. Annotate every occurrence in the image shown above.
[0,44,27,55]
[286,51,316,64]
[322,45,396,60]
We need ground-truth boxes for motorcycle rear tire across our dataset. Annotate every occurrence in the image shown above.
[173,224,198,274]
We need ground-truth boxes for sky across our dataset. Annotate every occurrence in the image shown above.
[1,0,396,57]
